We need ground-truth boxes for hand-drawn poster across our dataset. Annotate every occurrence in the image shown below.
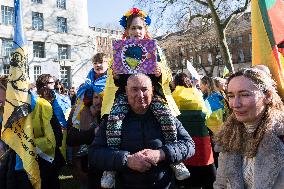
[112,39,157,74]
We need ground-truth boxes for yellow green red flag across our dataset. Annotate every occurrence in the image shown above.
[252,0,284,99]
[0,0,40,188]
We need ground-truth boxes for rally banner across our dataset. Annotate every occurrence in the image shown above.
[1,0,41,188]
[251,0,284,99]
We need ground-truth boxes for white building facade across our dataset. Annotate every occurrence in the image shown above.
[0,0,96,88]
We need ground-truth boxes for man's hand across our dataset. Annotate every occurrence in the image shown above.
[142,149,166,166]
[127,151,154,172]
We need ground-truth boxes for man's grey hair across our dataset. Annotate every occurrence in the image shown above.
[127,73,153,86]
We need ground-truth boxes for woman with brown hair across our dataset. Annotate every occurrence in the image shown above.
[173,73,216,189]
[35,74,66,189]
[214,68,284,189]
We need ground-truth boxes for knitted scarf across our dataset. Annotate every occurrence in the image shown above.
[106,93,177,148]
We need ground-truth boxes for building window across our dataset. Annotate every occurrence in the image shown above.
[227,37,231,45]
[57,17,67,33]
[1,6,14,25]
[58,44,69,59]
[1,39,13,57]
[60,66,70,88]
[248,33,252,43]
[198,55,202,64]
[189,56,194,63]
[103,37,107,45]
[57,0,66,9]
[208,53,212,65]
[238,49,245,63]
[237,36,242,45]
[33,42,45,58]
[3,65,10,75]
[32,12,44,30]
[34,66,41,81]
[248,48,252,60]
[31,0,42,3]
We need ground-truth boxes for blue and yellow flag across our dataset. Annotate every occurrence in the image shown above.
[252,0,284,99]
[222,66,230,78]
[1,0,40,188]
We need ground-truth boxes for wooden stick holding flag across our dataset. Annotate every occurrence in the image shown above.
[1,0,41,188]
[252,0,284,99]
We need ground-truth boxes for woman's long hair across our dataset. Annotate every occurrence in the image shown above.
[201,76,216,96]
[214,68,284,157]
[36,74,55,102]
[174,73,192,88]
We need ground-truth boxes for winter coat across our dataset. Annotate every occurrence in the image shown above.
[89,110,195,189]
[214,119,284,189]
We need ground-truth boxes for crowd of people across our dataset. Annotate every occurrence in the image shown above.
[0,7,283,189]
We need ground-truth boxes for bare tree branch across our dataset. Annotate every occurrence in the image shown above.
[222,0,250,29]
[195,0,208,6]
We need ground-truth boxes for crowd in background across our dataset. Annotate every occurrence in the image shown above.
[0,7,283,189]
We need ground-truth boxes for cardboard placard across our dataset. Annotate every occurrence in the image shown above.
[112,39,157,74]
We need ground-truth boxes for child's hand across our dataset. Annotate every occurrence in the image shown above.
[154,64,162,77]
[112,70,120,80]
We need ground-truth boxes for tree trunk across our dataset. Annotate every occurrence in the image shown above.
[207,0,234,73]
[219,31,234,72]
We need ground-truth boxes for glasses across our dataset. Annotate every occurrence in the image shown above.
[47,81,55,84]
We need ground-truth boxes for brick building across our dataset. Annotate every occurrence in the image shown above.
[156,13,252,76]
[91,26,122,57]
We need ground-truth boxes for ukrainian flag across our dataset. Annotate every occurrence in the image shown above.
[1,0,41,188]
[222,66,230,78]
[205,92,225,134]
[252,0,284,99]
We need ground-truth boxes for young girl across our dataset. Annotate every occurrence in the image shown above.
[100,8,190,188]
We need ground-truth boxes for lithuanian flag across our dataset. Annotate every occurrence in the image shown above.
[252,0,284,99]
[1,0,41,188]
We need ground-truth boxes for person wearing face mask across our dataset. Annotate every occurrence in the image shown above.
[214,68,284,189]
